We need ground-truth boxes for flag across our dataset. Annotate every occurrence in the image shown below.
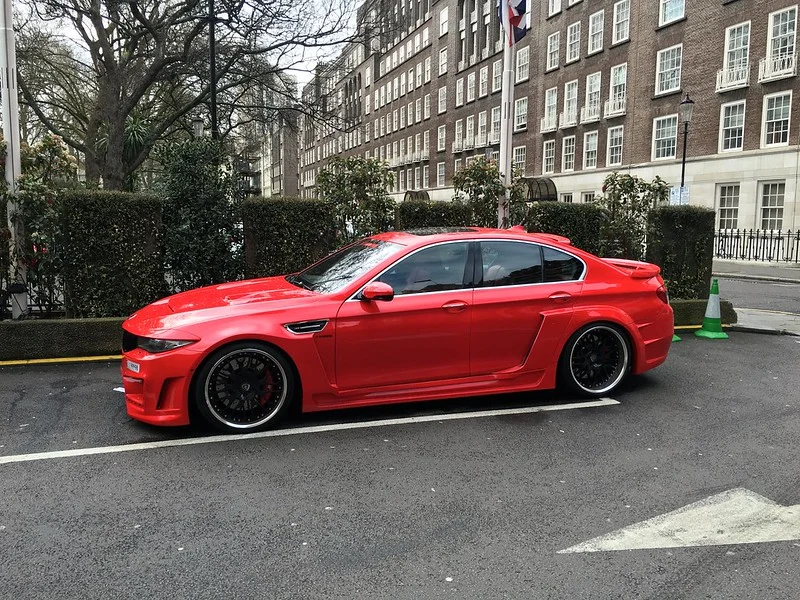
[497,0,528,46]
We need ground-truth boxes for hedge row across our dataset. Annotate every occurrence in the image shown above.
[525,202,606,256]
[646,206,715,300]
[395,198,472,229]
[0,200,8,310]
[243,197,337,278]
[62,191,166,318]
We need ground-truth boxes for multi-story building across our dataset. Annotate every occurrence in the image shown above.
[295,0,800,232]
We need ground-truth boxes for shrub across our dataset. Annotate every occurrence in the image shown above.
[242,197,337,278]
[316,156,395,244]
[160,139,243,292]
[452,156,526,227]
[647,205,715,299]
[396,198,473,229]
[62,191,165,317]
[525,202,607,255]
[0,200,8,317]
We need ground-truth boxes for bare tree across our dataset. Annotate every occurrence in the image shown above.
[16,0,369,189]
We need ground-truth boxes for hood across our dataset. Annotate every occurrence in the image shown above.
[166,276,315,312]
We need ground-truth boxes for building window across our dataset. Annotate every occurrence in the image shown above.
[761,182,785,230]
[425,57,432,82]
[720,101,745,152]
[514,97,528,130]
[583,131,598,169]
[566,22,581,63]
[613,0,630,44]
[656,44,683,95]
[607,125,624,166]
[561,193,573,203]
[547,32,560,71]
[467,72,476,102]
[516,47,530,82]
[610,63,627,104]
[659,0,684,27]
[478,111,487,140]
[423,165,430,189]
[548,0,561,17]
[456,78,464,106]
[439,6,449,36]
[416,98,422,122]
[724,22,750,74]
[652,114,678,160]
[491,106,501,138]
[424,94,431,119]
[564,80,578,122]
[437,125,446,151]
[437,162,446,187]
[414,167,421,189]
[416,63,423,87]
[562,135,575,172]
[492,60,502,92]
[763,92,791,147]
[767,7,797,64]
[400,72,407,96]
[455,158,462,173]
[718,184,740,230]
[465,115,475,144]
[543,140,556,174]
[408,68,415,92]
[438,86,447,113]
[581,191,595,203]
[585,72,601,113]
[588,10,604,54]
[423,27,430,47]
[393,110,399,132]
[407,102,413,124]
[513,146,527,173]
[439,48,448,75]
[544,87,558,126]
[479,66,489,97]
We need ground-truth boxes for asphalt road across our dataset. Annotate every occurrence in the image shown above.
[2,333,800,599]
[718,278,800,314]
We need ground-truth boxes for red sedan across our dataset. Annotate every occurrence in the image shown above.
[120,227,673,432]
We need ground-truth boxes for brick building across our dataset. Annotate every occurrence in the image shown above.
[297,0,800,232]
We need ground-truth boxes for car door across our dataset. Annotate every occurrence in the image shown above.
[470,240,585,375]
[335,241,473,390]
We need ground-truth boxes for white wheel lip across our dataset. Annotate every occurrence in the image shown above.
[204,347,289,430]
[568,325,630,395]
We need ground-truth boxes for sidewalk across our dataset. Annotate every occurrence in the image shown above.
[730,308,800,336]
[713,258,800,283]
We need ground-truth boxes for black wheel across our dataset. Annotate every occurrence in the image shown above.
[559,323,631,397]
[193,341,296,433]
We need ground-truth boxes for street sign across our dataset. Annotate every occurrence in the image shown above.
[669,186,690,206]
[558,488,800,553]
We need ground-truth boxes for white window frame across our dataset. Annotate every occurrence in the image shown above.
[438,86,447,113]
[543,140,556,174]
[566,22,581,63]
[439,47,448,75]
[492,60,502,92]
[437,162,446,187]
[719,100,746,153]
[562,135,575,172]
[607,125,624,166]
[437,125,446,151]
[514,97,528,131]
[659,0,685,28]
[439,6,449,36]
[588,10,604,55]
[479,66,489,97]
[583,131,598,169]
[612,0,630,44]
[717,184,740,230]
[547,33,560,71]
[655,44,683,95]
[767,7,797,60]
[516,47,530,82]
[456,78,464,106]
[762,91,792,147]
[467,72,476,102]
[760,181,785,230]
[513,146,527,173]
[548,0,562,18]
[652,114,678,160]
[723,21,751,72]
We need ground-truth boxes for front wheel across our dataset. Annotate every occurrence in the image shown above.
[559,323,632,397]
[193,341,296,433]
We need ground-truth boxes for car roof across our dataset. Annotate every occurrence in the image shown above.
[370,227,574,249]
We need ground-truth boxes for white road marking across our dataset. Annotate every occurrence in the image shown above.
[558,488,800,553]
[113,387,125,393]
[0,398,618,465]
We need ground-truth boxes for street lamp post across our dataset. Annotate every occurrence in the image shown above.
[679,93,695,191]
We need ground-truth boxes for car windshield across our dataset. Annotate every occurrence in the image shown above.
[287,239,403,294]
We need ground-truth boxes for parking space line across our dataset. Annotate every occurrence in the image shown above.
[0,398,619,465]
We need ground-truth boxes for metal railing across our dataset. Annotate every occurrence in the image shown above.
[716,64,750,92]
[758,53,797,83]
[714,229,800,263]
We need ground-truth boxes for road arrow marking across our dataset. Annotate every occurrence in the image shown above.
[558,488,800,553]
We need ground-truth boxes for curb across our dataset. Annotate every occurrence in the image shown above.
[727,324,799,336]
[713,272,800,284]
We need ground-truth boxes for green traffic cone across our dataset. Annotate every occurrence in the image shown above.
[695,278,729,339]
[672,333,682,342]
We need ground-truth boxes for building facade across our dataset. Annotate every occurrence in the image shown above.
[297,0,800,232]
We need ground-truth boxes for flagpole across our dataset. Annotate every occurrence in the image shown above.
[497,0,515,228]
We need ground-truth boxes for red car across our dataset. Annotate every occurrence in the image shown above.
[121,227,673,433]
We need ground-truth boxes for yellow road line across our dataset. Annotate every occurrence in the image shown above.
[674,324,732,331]
[0,355,122,367]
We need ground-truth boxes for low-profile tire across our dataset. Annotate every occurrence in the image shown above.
[558,323,632,397]
[192,341,296,433]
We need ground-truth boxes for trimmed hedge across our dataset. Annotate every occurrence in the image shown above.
[243,197,337,278]
[62,191,166,318]
[396,198,473,229]
[0,200,8,313]
[0,317,125,360]
[672,299,737,326]
[647,206,715,300]
[525,202,606,255]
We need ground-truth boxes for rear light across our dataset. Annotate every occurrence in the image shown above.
[656,285,669,305]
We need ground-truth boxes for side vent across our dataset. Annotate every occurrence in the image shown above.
[284,319,329,334]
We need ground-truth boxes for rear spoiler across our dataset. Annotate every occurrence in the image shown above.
[604,258,661,279]
[509,226,572,246]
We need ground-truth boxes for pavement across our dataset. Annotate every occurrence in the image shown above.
[713,259,800,336]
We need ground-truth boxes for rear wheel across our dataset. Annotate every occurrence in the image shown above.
[559,323,631,397]
[193,341,296,433]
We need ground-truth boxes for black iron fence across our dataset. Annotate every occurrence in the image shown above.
[714,229,800,263]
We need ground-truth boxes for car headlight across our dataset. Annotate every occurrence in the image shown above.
[137,337,196,354]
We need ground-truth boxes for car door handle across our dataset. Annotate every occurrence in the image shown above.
[441,300,468,312]
[548,292,572,303]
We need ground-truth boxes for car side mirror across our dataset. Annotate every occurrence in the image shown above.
[361,281,395,302]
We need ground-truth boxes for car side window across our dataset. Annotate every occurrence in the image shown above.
[479,241,543,287]
[543,247,584,282]
[377,242,470,295]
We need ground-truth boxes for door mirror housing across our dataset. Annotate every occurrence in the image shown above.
[361,281,395,302]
